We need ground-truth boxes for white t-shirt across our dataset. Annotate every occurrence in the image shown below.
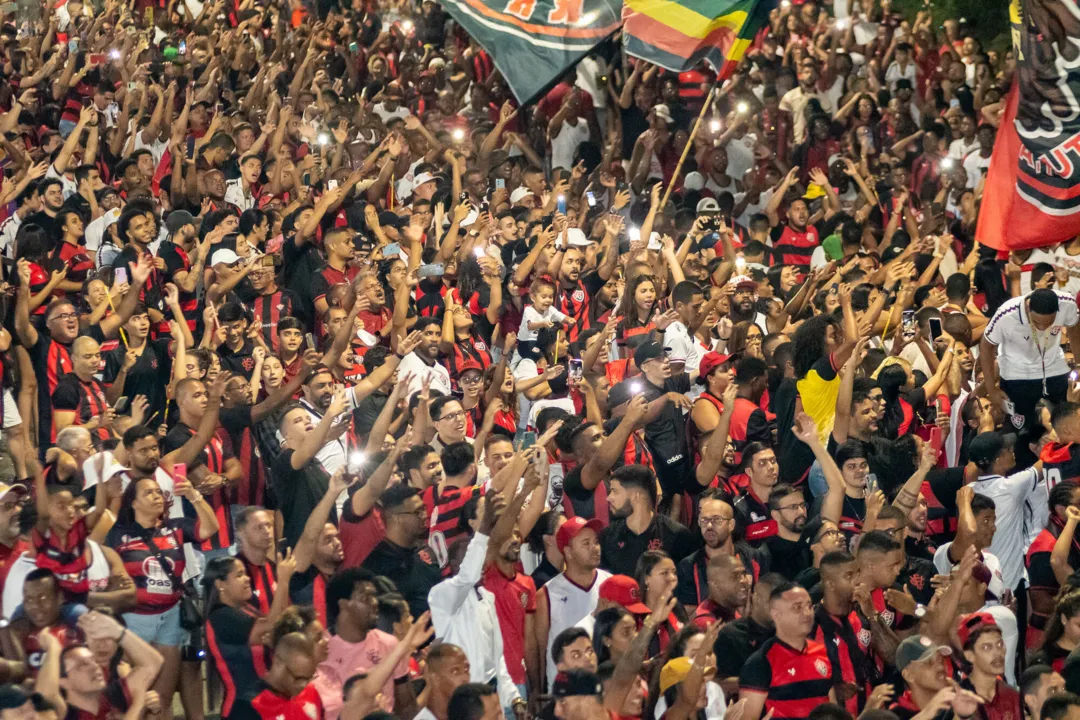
[1055,246,1080,297]
[519,304,568,342]
[983,290,1079,381]
[949,137,979,159]
[541,570,612,689]
[970,469,1047,590]
[664,320,706,375]
[400,352,453,399]
[551,118,590,171]
[884,61,917,92]
[934,542,1006,601]
[1020,247,1060,295]
[224,178,256,211]
[0,213,22,258]
[372,103,411,123]
[963,150,991,189]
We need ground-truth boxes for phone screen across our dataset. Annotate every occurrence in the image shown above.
[516,431,537,451]
[928,317,943,342]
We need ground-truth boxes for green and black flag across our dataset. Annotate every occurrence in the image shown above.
[441,0,622,104]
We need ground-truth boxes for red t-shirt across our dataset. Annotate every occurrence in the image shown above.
[251,683,324,720]
[481,563,537,685]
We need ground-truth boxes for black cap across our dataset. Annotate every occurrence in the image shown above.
[968,431,1016,469]
[552,669,603,698]
[378,211,408,230]
[607,380,636,408]
[633,340,668,368]
[0,686,30,711]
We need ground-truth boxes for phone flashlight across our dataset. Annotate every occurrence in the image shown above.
[452,128,465,142]
[709,119,721,133]
[735,255,746,271]
[737,101,749,114]
[628,227,641,242]
[317,133,330,146]
[941,157,955,170]
[836,17,849,29]
[348,451,366,472]
[1071,370,1078,382]
[473,246,485,258]
[108,49,121,60]
[402,19,414,33]
[629,380,642,393]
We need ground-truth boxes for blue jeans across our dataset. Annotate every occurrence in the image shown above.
[124,604,185,647]
[808,459,827,498]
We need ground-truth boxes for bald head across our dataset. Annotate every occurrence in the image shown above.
[175,377,209,421]
[71,336,102,379]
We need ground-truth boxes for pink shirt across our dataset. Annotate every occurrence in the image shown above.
[318,630,408,720]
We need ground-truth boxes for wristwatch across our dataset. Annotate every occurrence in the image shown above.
[914,603,927,619]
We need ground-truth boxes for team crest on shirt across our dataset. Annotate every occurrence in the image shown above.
[648,538,662,551]
[881,609,895,626]
[303,702,317,720]
[858,629,871,647]
[475,341,487,351]
[814,659,829,677]
[242,357,255,371]
[418,548,434,565]
[572,290,585,303]
[150,358,158,369]
[1011,413,1026,429]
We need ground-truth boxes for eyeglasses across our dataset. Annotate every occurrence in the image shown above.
[699,515,733,527]
[439,410,466,422]
[816,527,841,541]
[460,375,482,385]
[48,312,78,322]
[777,502,808,513]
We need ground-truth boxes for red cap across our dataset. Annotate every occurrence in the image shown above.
[956,612,998,648]
[556,516,603,552]
[600,575,651,614]
[458,360,483,375]
[698,351,733,380]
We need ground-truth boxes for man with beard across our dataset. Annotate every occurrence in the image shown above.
[598,464,695,577]
[1027,482,1080,649]
[362,484,443,617]
[0,483,28,590]
[401,445,445,491]
[766,169,820,272]
[739,582,835,720]
[677,490,765,608]
[552,242,616,343]
[905,492,936,562]
[312,228,362,318]
[726,277,762,327]
[714,572,784,689]
[484,522,540,700]
[761,484,812,580]
[113,206,164,309]
[429,487,530,715]
[323,565,418,715]
[958,613,1022,720]
[6,569,80,675]
[536,516,611,691]
[811,551,871,717]
[16,254,151,452]
[1021,665,1066,720]
[26,178,65,241]
[692,554,750,627]
[400,318,453,398]
[631,342,694,515]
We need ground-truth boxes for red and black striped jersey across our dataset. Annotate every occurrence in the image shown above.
[250,290,300,353]
[734,487,777,544]
[771,224,820,270]
[51,374,111,443]
[812,605,870,717]
[105,518,199,613]
[422,483,481,547]
[162,423,234,551]
[32,515,90,600]
[239,555,277,616]
[739,636,834,719]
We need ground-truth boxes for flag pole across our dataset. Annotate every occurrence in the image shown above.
[660,83,718,210]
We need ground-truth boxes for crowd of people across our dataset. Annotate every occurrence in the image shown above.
[0,0,1077,719]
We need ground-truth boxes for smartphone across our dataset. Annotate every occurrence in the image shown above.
[735,255,746,272]
[586,191,596,208]
[348,41,359,52]
[305,333,316,349]
[115,267,128,284]
[67,38,78,54]
[260,256,275,267]
[495,178,505,190]
[302,172,311,185]
[89,53,105,64]
[113,396,128,410]
[556,195,567,214]
[382,242,401,257]
[929,426,943,455]
[173,462,187,482]
[179,39,186,55]
[569,359,583,381]
[327,179,339,191]
[928,316,943,342]
[865,472,878,495]
[418,263,445,278]
[516,431,537,451]
[901,309,915,336]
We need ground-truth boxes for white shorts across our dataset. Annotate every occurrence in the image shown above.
[3,389,21,429]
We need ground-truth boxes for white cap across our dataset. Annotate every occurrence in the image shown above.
[654,104,674,124]
[563,228,591,247]
[0,482,27,503]
[684,172,706,191]
[509,187,533,204]
[696,197,720,213]
[412,172,436,188]
[211,248,240,266]
[81,451,129,491]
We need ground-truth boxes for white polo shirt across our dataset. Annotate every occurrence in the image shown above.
[983,291,1079,381]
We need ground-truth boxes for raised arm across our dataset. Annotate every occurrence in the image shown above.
[1052,507,1080,586]
[580,396,648,491]
[791,412,845,524]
